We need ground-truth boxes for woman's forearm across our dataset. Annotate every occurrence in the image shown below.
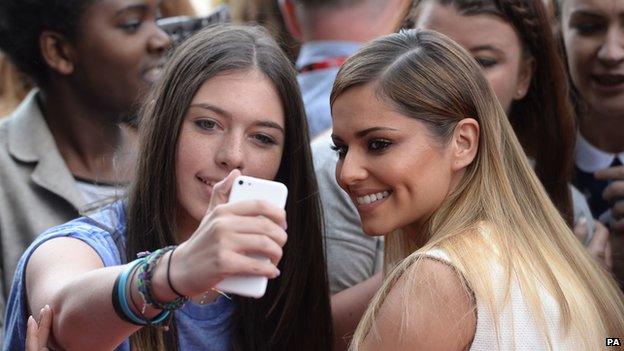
[49,265,149,349]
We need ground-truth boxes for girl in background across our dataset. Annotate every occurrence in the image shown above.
[412,0,611,265]
[558,0,624,286]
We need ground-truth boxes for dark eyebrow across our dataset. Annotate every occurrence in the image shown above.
[189,103,231,117]
[355,127,399,138]
[470,45,504,55]
[188,103,285,134]
[331,134,344,143]
[115,3,148,18]
[569,10,606,21]
[256,121,285,134]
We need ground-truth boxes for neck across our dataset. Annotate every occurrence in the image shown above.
[402,221,429,249]
[39,87,134,183]
[579,108,624,153]
[300,0,408,42]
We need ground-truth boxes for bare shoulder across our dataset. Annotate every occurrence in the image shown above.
[360,257,476,351]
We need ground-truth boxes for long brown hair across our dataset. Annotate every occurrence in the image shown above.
[125,24,332,350]
[411,0,576,225]
[332,28,624,350]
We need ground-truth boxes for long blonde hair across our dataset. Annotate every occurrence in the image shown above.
[331,29,624,350]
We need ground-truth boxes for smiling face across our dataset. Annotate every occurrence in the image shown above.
[70,0,170,118]
[331,83,458,237]
[415,1,533,113]
[175,69,286,234]
[560,0,624,117]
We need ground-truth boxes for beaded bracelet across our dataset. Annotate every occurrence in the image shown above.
[136,246,188,311]
[111,258,170,326]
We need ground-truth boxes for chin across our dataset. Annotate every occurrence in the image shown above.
[360,220,393,237]
[189,202,209,223]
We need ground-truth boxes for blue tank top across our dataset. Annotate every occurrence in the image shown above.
[3,201,233,350]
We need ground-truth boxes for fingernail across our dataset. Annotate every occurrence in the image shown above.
[28,315,34,323]
[578,217,587,226]
[40,307,45,314]
[44,304,50,311]
[281,222,288,230]
[275,269,281,277]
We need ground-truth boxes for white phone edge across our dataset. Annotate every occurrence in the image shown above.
[214,176,288,298]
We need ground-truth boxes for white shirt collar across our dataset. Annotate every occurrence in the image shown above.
[575,133,624,172]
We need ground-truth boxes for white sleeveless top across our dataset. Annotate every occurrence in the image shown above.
[422,248,582,350]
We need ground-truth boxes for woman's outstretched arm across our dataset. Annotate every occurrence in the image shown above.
[25,237,147,349]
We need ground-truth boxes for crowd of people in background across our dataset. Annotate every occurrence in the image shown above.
[0,0,622,350]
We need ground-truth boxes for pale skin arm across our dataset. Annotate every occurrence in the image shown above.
[331,272,382,351]
[26,238,147,349]
[359,259,476,351]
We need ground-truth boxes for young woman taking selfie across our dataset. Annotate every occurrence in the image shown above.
[4,25,332,350]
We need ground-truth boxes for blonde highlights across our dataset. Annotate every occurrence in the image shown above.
[332,29,624,350]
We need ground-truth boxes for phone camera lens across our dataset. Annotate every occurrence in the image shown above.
[238,180,244,185]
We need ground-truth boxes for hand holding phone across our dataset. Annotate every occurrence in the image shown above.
[215,176,288,298]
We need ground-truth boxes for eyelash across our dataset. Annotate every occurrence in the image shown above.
[330,139,392,159]
[119,21,142,33]
[253,134,277,145]
[195,119,217,130]
[573,23,605,35]
[368,139,392,152]
[194,119,277,145]
[475,57,497,69]
[330,144,347,159]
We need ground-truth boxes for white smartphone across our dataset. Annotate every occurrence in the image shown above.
[215,175,288,298]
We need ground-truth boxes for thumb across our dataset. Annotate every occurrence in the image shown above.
[207,169,241,212]
[588,221,609,253]
[572,217,588,242]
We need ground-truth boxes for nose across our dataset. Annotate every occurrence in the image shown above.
[215,133,245,171]
[148,23,172,55]
[597,27,624,66]
[335,149,368,190]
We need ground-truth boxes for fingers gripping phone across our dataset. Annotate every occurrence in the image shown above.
[215,176,288,298]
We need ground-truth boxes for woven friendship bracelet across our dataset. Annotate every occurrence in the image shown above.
[136,246,188,311]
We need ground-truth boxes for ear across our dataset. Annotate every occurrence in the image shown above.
[39,30,75,76]
[513,56,535,100]
[451,118,479,171]
[278,0,303,41]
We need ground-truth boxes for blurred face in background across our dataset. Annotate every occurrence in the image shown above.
[70,0,171,120]
[415,0,534,114]
[560,0,624,117]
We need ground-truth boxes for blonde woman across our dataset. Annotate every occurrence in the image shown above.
[329,29,624,350]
